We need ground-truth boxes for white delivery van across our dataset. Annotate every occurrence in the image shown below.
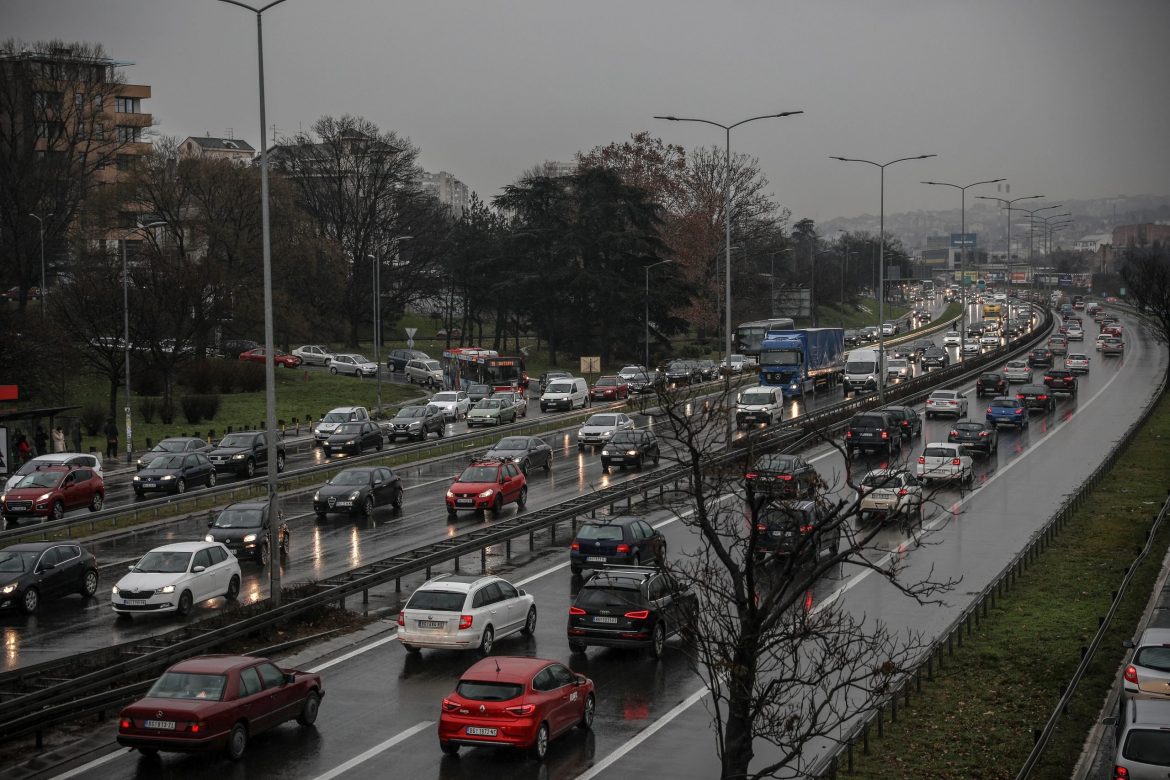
[540,377,589,412]
[843,348,883,396]
[735,385,784,428]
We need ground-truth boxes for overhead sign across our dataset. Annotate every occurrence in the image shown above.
[950,233,977,248]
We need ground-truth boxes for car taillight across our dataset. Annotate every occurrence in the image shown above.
[1115,766,1130,779]
[616,543,630,554]
[571,542,580,551]
[745,472,758,480]
[986,407,992,414]
[845,430,853,439]
[1038,395,1048,400]
[951,458,961,466]
[1016,408,1023,414]
[799,525,814,534]
[189,721,204,734]
[917,456,925,464]
[119,717,133,729]
[979,431,990,437]
[897,488,908,496]
[624,610,650,619]
[1016,394,1025,399]
[1044,376,1052,382]
[1124,665,1138,684]
[506,703,537,716]
[880,430,889,439]
[458,614,473,630]
[949,429,959,437]
[442,698,460,712]
[779,474,792,481]
[569,606,586,615]
[397,611,405,626]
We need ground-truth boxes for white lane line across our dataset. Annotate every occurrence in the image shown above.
[310,632,399,673]
[51,749,130,779]
[311,721,433,780]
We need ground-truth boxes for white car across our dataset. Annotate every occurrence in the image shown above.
[979,333,1000,347]
[880,322,899,336]
[915,442,974,486]
[1002,361,1033,384]
[314,406,370,444]
[1065,353,1090,373]
[942,331,962,347]
[721,354,754,373]
[1066,325,1084,341]
[925,390,968,419]
[962,340,981,356]
[858,469,923,522]
[430,391,471,420]
[885,358,911,382]
[329,353,378,377]
[577,412,634,450]
[111,541,241,617]
[397,574,536,655]
[292,344,333,366]
[1095,333,1109,351]
[494,390,528,418]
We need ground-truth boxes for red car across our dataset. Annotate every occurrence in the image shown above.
[446,459,527,519]
[117,655,324,760]
[238,348,302,368]
[439,656,594,761]
[589,376,629,401]
[0,465,104,523]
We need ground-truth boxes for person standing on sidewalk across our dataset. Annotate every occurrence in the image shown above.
[103,418,119,460]
[52,426,65,453]
[34,426,48,456]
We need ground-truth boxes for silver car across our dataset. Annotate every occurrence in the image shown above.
[1002,360,1032,384]
[1122,628,1170,701]
[494,390,528,418]
[430,391,471,420]
[292,344,333,366]
[576,413,634,450]
[330,353,378,377]
[1112,698,1170,779]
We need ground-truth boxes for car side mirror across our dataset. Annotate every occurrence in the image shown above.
[193,565,206,573]
[574,676,584,687]
[38,562,55,572]
[283,672,296,685]
[1122,639,1135,648]
[518,588,526,596]
[1102,715,1117,727]
[208,517,216,527]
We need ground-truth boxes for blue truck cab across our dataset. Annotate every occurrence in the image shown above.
[758,328,845,398]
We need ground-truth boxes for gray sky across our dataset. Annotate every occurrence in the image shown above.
[5,0,1169,222]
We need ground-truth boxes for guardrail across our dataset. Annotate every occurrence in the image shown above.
[811,311,1166,780]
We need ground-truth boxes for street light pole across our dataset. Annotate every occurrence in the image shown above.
[644,259,672,368]
[832,154,937,402]
[27,212,53,317]
[369,253,381,414]
[977,194,1043,296]
[1009,204,1063,283]
[216,0,290,606]
[921,179,1004,359]
[655,110,803,445]
[119,219,167,466]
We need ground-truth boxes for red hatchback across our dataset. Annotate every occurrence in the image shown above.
[117,655,324,760]
[446,459,527,519]
[439,656,595,761]
[238,348,302,368]
[589,376,629,401]
[0,465,104,523]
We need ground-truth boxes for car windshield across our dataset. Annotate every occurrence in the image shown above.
[322,412,352,423]
[147,672,227,702]
[930,393,957,400]
[576,584,644,610]
[476,400,503,410]
[492,438,527,451]
[1006,362,1026,369]
[585,415,617,427]
[547,382,573,393]
[596,378,617,386]
[887,360,908,369]
[851,415,884,428]
[755,455,795,471]
[406,589,465,612]
[334,423,364,434]
[217,433,255,447]
[15,471,65,488]
[469,385,490,394]
[990,399,1020,409]
[424,361,441,371]
[145,455,185,469]
[1123,730,1170,766]
[456,680,524,702]
[156,440,190,453]
[845,361,876,373]
[739,391,774,405]
[608,432,640,446]
[134,551,193,573]
[396,407,426,419]
[459,466,499,482]
[862,473,900,489]
[433,393,458,403]
[329,470,372,487]
[0,551,37,573]
[212,508,263,528]
[576,524,624,541]
[954,422,985,432]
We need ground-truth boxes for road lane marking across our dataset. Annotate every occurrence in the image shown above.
[309,633,399,673]
[311,721,432,780]
[52,749,130,779]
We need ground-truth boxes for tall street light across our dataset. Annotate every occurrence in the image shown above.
[644,259,672,369]
[770,246,795,318]
[371,236,411,416]
[921,178,1004,358]
[123,219,167,465]
[1009,203,1063,274]
[27,212,53,317]
[831,154,937,401]
[977,194,1043,296]
[216,0,290,606]
[655,110,803,444]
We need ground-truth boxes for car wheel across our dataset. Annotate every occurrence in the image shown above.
[569,640,587,654]
[226,575,240,601]
[478,626,494,656]
[20,586,39,615]
[579,693,595,730]
[330,367,338,375]
[226,723,248,761]
[392,488,403,510]
[363,495,375,517]
[520,458,529,475]
[51,500,65,521]
[521,606,538,636]
[530,722,550,762]
[517,486,527,508]
[403,643,421,654]
[296,690,321,726]
[440,741,459,756]
[81,569,99,598]
[276,452,285,473]
[491,495,504,516]
[175,478,187,494]
[281,532,290,557]
[176,590,194,617]
[543,456,552,472]
[259,543,270,567]
[649,622,667,659]
[375,438,383,451]
[208,471,217,487]
[244,458,256,479]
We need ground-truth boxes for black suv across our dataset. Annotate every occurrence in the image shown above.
[948,421,998,456]
[1027,348,1054,368]
[569,516,666,576]
[751,498,841,563]
[387,404,445,441]
[205,500,289,565]
[467,384,493,403]
[975,372,1007,398]
[387,348,429,373]
[665,360,697,387]
[1016,384,1056,413]
[844,412,903,457]
[921,348,949,370]
[600,429,660,472]
[567,566,697,659]
[744,453,820,499]
[880,405,922,440]
[844,330,860,347]
[1043,368,1078,395]
[207,431,286,477]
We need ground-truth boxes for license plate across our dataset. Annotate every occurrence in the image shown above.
[456,499,474,506]
[144,720,176,730]
[861,432,873,437]
[466,726,498,737]
[593,616,618,624]
[335,501,352,507]
[418,620,444,629]
[9,506,27,512]
[142,482,157,488]
[586,556,607,563]
[872,501,889,509]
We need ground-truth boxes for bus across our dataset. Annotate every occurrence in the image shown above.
[921,280,935,298]
[734,318,796,358]
[442,348,529,393]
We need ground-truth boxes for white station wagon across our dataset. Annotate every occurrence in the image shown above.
[915,443,974,487]
[397,574,537,655]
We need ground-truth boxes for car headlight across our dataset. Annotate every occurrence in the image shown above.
[348,490,361,501]
[241,533,258,543]
[446,490,455,499]
[161,475,174,481]
[601,450,610,456]
[601,430,613,438]
[408,422,421,428]
[111,585,119,595]
[132,475,141,482]
[313,491,320,502]
[36,492,51,502]
[478,489,494,498]
[159,585,175,594]
[232,453,247,460]
[627,450,638,456]
[1,583,16,594]
[204,534,214,542]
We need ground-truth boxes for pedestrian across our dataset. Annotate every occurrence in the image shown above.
[52,426,65,453]
[17,434,32,465]
[34,426,48,456]
[103,418,118,460]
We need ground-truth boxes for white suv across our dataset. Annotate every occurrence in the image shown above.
[397,574,537,655]
[915,442,974,486]
[3,453,104,493]
[314,406,370,444]
[942,331,962,347]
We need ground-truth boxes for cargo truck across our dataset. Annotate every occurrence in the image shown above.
[758,328,846,398]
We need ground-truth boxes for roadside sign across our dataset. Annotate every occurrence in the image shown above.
[0,386,17,402]
[580,357,600,375]
[405,327,417,349]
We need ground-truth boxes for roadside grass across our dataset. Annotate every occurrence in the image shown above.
[805,297,911,330]
[848,387,1170,780]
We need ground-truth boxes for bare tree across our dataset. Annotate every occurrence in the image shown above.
[1119,242,1170,353]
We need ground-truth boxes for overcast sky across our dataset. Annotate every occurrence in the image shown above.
[5,0,1169,222]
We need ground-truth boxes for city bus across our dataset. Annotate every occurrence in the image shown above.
[733,318,797,358]
[442,348,529,393]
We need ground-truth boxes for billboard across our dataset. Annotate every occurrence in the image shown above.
[950,233,977,248]
[774,287,810,318]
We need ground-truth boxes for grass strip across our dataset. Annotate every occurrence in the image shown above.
[849,385,1170,780]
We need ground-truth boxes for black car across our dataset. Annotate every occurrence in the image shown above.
[890,344,913,361]
[207,431,286,477]
[134,436,212,471]
[695,359,718,381]
[859,325,880,342]
[569,516,667,576]
[1043,368,1078,395]
[1016,384,1056,413]
[387,404,446,442]
[539,370,572,393]
[880,405,922,440]
[600,429,660,472]
[1027,348,1054,368]
[975,372,1007,398]
[313,466,403,518]
[921,348,949,370]
[665,360,696,387]
[844,412,903,457]
[844,329,860,347]
[387,348,429,373]
[743,453,820,499]
[0,542,99,614]
[625,371,657,395]
[204,501,289,565]
[132,452,216,496]
[751,498,841,563]
[567,566,697,659]
[484,435,554,474]
[467,383,494,403]
[947,420,999,455]
[322,421,384,457]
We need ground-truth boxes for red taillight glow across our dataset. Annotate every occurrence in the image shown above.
[951,458,961,465]
[506,703,536,716]
[779,474,792,481]
[1044,376,1053,382]
[917,456,925,464]
[745,472,758,480]
[442,698,460,712]
[949,429,958,437]
[189,722,202,734]
[1124,665,1138,684]
[799,524,814,534]
[616,543,630,554]
[1115,766,1130,779]
[397,611,404,627]
[880,430,889,439]
[755,523,767,533]
[624,609,650,619]
[1038,395,1048,400]
[979,431,990,437]
[845,430,853,439]
[897,488,908,496]
[458,614,473,630]
[986,407,992,414]
[569,606,586,615]
[119,717,132,730]
[571,542,580,551]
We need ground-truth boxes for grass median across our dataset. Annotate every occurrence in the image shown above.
[848,385,1170,780]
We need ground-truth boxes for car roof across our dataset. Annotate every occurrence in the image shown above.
[418,574,500,593]
[1138,628,1170,646]
[460,655,552,684]
[168,655,272,675]
[582,515,643,528]
[226,500,267,511]
[147,541,220,553]
[4,542,61,552]
[1130,698,1170,724]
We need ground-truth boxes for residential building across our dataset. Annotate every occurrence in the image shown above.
[1113,223,1170,248]
[420,170,470,218]
[179,135,254,165]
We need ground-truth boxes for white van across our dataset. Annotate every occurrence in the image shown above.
[735,385,784,428]
[540,377,589,412]
[843,348,883,395]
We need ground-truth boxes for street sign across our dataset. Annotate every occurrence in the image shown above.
[950,233,977,248]
[405,327,417,349]
[580,357,600,375]
[0,386,17,402]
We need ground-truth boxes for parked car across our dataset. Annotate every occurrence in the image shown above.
[925,390,968,419]
[467,398,518,427]
[0,542,99,614]
[322,421,384,456]
[116,655,323,760]
[743,453,820,499]
[111,541,241,616]
[857,469,923,523]
[484,436,553,474]
[599,429,660,472]
[915,442,974,486]
[135,437,211,472]
[238,347,301,369]
[590,375,630,401]
[467,383,494,403]
[329,353,378,377]
[975,372,1007,398]
[3,452,103,493]
[1,465,105,523]
[569,516,666,575]
[430,391,472,421]
[1121,628,1170,703]
[567,565,696,660]
[204,501,289,565]
[986,396,1029,429]
[752,499,841,562]
[577,412,635,450]
[218,339,260,359]
[133,452,217,496]
[387,348,429,373]
[387,404,446,441]
[398,574,536,655]
[1002,361,1033,384]
[207,431,285,477]
[292,344,333,366]
[446,460,526,518]
[948,420,999,456]
[437,656,594,760]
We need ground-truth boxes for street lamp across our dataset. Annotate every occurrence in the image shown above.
[215,0,290,606]
[370,236,411,416]
[831,154,937,401]
[1009,203,1063,273]
[921,178,1004,358]
[977,194,1043,296]
[655,110,803,443]
[27,212,53,317]
[123,219,167,465]
[644,259,672,369]
[770,247,795,318]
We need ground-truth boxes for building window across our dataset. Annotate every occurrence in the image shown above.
[116,125,141,143]
[33,91,65,111]
[118,212,138,229]
[36,120,66,141]
[116,154,136,172]
[115,96,140,114]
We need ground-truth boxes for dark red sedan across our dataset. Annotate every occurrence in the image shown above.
[439,656,594,761]
[589,376,629,401]
[238,348,302,369]
[117,655,324,760]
